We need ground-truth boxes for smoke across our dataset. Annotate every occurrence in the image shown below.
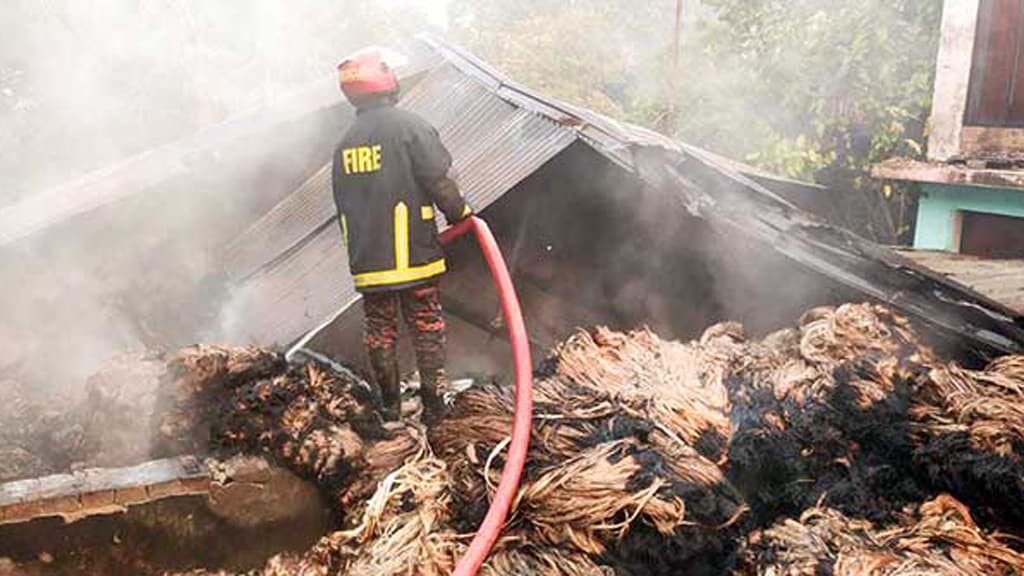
[0,0,937,479]
[0,2,441,407]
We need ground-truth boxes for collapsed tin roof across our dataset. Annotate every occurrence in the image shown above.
[219,35,1024,360]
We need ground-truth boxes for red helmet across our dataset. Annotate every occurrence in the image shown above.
[337,47,401,104]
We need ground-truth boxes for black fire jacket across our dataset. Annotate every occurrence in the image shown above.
[332,103,470,292]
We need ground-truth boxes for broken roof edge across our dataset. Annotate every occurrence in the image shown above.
[417,34,817,202]
[634,145,1024,356]
[221,35,1024,356]
[893,248,1024,314]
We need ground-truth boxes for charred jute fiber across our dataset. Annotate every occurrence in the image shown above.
[34,302,1024,576]
[156,344,407,507]
[157,326,747,576]
[170,450,615,576]
[733,494,1024,575]
[722,304,940,523]
[911,355,1024,526]
[429,326,748,574]
[721,303,1024,531]
[166,451,461,576]
[306,447,663,576]
[154,345,288,456]
[549,326,734,462]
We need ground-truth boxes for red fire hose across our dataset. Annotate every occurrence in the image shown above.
[440,216,533,576]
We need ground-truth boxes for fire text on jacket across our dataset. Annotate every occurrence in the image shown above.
[342,145,382,174]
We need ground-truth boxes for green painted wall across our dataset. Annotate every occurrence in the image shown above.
[914,183,1024,250]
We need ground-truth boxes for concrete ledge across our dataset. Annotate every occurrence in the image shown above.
[0,457,207,525]
[0,455,317,527]
[873,157,1024,191]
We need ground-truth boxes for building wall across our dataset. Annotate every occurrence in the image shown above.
[928,0,980,161]
[915,183,1024,250]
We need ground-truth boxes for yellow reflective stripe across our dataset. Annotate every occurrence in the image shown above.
[461,204,472,218]
[354,258,446,288]
[340,213,348,248]
[421,205,435,220]
[354,200,446,289]
[394,201,409,269]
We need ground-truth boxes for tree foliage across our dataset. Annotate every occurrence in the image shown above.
[687,0,943,241]
[452,0,944,243]
[449,0,677,116]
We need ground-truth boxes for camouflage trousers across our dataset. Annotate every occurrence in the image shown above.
[362,280,446,378]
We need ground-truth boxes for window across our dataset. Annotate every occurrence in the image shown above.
[964,0,1024,127]
[959,210,1024,259]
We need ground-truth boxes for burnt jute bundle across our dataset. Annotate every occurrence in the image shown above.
[734,494,1024,575]
[723,304,939,522]
[156,345,287,455]
[551,327,733,461]
[118,303,1024,575]
[720,302,1024,544]
[910,357,1024,525]
[152,325,749,576]
[152,344,413,513]
[428,327,748,573]
[480,546,613,576]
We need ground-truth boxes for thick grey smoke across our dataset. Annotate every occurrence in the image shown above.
[0,0,930,478]
[0,1,441,398]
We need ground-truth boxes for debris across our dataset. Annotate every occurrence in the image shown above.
[911,357,1024,526]
[734,494,1024,575]
[0,351,168,482]
[6,303,1024,575]
[155,345,287,456]
[153,325,749,575]
[722,304,935,522]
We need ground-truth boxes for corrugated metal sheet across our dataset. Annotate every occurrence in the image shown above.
[222,164,334,283]
[420,37,799,209]
[220,60,575,346]
[221,224,354,346]
[402,63,576,220]
[632,145,1024,356]
[223,36,1024,357]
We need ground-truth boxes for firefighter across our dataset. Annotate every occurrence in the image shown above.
[332,47,471,426]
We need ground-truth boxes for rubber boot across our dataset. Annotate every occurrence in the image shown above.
[419,367,447,426]
[368,348,401,423]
